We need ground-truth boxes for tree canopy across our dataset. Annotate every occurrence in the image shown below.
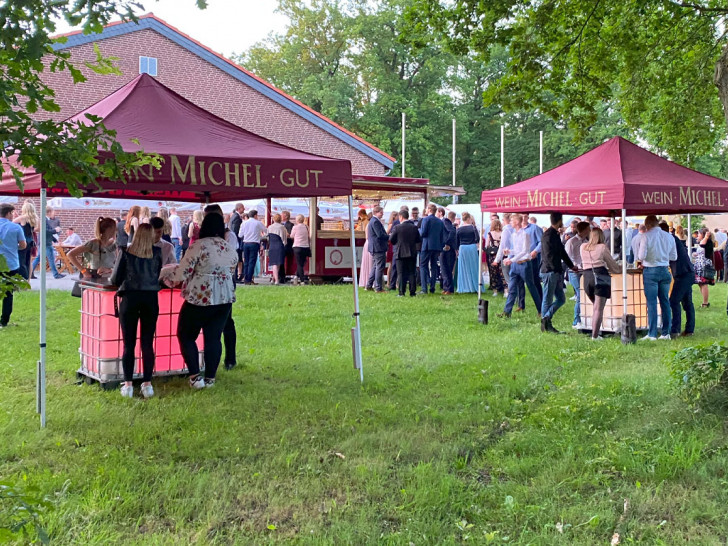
[403,0,728,167]
[0,1,206,195]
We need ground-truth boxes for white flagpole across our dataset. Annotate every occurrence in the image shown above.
[38,188,47,428]
[452,118,457,204]
[500,125,504,187]
[348,196,363,382]
[401,112,406,178]
[539,130,543,174]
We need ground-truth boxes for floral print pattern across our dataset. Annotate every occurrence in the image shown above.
[171,237,238,305]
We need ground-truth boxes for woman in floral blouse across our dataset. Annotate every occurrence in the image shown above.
[170,213,238,388]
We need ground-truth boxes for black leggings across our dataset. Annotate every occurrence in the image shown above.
[293,247,309,281]
[177,301,232,379]
[223,314,236,366]
[118,290,159,382]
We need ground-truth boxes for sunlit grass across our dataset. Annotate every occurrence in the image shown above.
[2,283,727,543]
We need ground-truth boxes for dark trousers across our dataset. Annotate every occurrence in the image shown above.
[388,259,398,289]
[235,248,244,280]
[367,252,386,290]
[1,269,19,326]
[396,257,417,295]
[293,247,309,281]
[223,314,236,365]
[531,254,544,302]
[17,248,31,280]
[118,290,159,382]
[419,250,440,293]
[178,301,232,379]
[440,250,455,293]
[243,243,259,283]
[670,275,695,335]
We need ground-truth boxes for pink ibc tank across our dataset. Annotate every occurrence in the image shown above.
[80,288,203,380]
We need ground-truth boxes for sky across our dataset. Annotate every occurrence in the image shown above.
[54,0,290,58]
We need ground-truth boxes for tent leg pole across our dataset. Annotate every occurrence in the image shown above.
[478,211,484,300]
[687,214,692,255]
[348,196,363,383]
[621,209,628,321]
[39,188,47,428]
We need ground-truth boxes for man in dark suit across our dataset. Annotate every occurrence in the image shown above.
[387,207,405,290]
[389,209,421,296]
[116,211,129,247]
[229,203,244,282]
[439,209,457,295]
[665,222,695,337]
[282,210,294,283]
[419,203,444,294]
[366,205,389,292]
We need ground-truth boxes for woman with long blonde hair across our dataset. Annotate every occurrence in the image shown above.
[139,206,151,224]
[580,228,621,340]
[124,205,141,246]
[110,223,163,399]
[357,209,372,288]
[67,217,117,278]
[13,201,38,279]
[188,209,204,246]
[157,207,173,243]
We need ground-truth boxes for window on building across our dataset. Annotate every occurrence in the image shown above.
[139,56,158,76]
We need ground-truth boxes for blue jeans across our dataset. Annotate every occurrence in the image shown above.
[31,243,59,276]
[670,274,695,334]
[419,250,440,293]
[643,266,672,337]
[540,271,566,319]
[568,271,581,325]
[504,261,541,314]
[172,239,182,262]
[243,243,259,283]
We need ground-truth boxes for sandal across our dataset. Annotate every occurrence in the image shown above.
[701,303,710,308]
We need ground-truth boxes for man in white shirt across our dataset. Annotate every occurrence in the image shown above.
[638,215,677,340]
[239,209,267,285]
[498,214,540,318]
[169,207,183,262]
[565,221,590,328]
[61,227,82,247]
[150,217,177,266]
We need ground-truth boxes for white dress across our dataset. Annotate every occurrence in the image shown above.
[358,224,372,287]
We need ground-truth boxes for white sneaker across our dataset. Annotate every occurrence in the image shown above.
[120,384,133,398]
[569,295,577,301]
[189,376,206,390]
[204,378,215,388]
[572,323,582,330]
[658,334,671,341]
[141,384,154,398]
[642,335,657,341]
[591,336,604,341]
[492,291,498,297]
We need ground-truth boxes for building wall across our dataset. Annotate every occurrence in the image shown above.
[40,28,387,175]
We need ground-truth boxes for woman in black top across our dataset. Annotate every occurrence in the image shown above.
[111,224,163,399]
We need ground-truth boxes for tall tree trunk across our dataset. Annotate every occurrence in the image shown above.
[713,43,728,127]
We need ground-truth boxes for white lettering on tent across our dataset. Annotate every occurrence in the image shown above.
[130,164,155,183]
[678,187,725,207]
[208,162,224,186]
[641,191,674,205]
[170,155,197,185]
[279,169,322,189]
[578,191,607,206]
[527,189,573,208]
[494,196,521,208]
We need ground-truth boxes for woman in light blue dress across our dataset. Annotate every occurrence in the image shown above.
[456,212,480,293]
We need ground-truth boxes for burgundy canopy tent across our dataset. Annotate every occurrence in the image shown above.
[479,136,728,329]
[1,74,362,428]
[480,136,728,216]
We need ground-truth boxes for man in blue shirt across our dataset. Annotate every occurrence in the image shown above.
[0,204,27,328]
[523,214,544,302]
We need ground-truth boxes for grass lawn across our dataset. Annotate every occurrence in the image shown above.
[2,283,728,544]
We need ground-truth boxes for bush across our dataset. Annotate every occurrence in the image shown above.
[0,481,52,544]
[667,342,728,405]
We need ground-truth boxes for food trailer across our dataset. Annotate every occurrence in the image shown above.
[303,175,464,281]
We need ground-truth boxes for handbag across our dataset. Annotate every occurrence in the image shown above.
[588,249,611,287]
[71,281,83,298]
[485,233,499,257]
[703,261,716,280]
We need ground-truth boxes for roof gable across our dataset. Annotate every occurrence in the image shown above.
[52,14,395,170]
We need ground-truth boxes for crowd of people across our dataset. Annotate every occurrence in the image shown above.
[0,200,314,397]
[1,198,726,395]
[358,203,483,296]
